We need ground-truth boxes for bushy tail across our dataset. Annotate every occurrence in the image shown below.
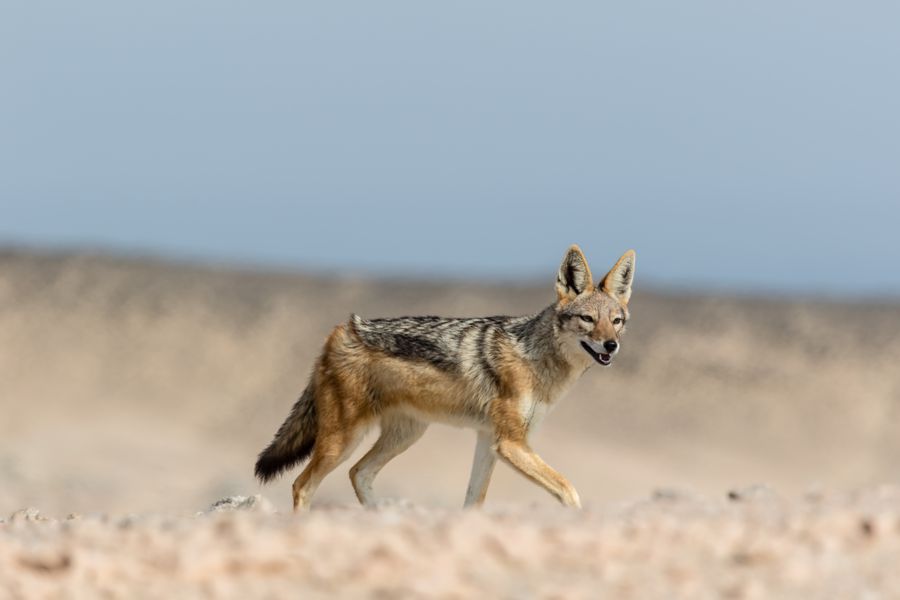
[254,383,318,483]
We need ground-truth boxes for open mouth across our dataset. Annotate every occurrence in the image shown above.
[580,341,612,366]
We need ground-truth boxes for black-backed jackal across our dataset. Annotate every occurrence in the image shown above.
[255,246,635,509]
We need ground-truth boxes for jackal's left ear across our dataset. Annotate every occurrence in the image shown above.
[556,245,593,303]
[600,250,636,305]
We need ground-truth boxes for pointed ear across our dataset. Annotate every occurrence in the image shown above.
[556,245,594,303]
[600,250,636,304]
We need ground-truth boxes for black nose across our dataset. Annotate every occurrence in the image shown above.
[603,340,618,353]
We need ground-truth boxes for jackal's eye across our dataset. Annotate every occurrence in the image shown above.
[579,314,594,324]
[612,317,624,325]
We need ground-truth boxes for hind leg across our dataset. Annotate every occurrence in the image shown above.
[292,425,368,511]
[350,414,428,506]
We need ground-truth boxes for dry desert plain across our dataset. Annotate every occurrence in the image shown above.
[1,249,900,598]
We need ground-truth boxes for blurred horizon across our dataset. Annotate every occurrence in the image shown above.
[6,241,900,304]
[2,1,898,296]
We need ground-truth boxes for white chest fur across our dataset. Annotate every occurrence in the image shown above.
[519,395,553,434]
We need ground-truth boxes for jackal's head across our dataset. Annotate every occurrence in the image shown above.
[554,245,635,368]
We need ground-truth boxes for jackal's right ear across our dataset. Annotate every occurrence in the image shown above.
[556,245,593,303]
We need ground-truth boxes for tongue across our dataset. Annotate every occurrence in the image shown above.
[600,353,610,361]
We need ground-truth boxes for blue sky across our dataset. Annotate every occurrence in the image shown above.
[1,1,898,294]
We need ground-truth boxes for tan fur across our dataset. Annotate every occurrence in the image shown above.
[257,246,636,510]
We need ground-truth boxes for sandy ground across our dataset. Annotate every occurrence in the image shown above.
[4,488,900,599]
[1,249,900,597]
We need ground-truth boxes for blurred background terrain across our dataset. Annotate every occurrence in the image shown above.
[2,249,898,515]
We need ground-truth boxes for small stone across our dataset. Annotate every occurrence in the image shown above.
[207,494,276,514]
[9,507,44,522]
[652,488,683,502]
[727,485,778,503]
[859,517,876,538]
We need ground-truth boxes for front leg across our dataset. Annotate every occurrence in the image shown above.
[490,391,582,508]
[494,437,581,508]
[463,430,497,507]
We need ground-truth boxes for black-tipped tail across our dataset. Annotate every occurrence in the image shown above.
[254,436,315,483]
[254,384,318,484]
